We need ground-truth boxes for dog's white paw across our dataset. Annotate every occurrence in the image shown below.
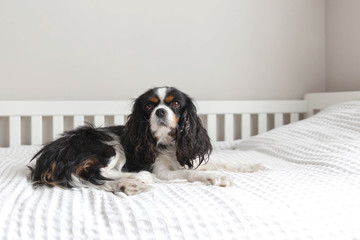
[235,163,265,173]
[104,178,151,196]
[203,174,234,187]
[118,179,151,196]
[136,171,155,184]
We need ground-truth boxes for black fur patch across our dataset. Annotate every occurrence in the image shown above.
[29,125,123,188]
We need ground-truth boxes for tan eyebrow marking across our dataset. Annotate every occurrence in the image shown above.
[165,95,175,104]
[149,97,159,103]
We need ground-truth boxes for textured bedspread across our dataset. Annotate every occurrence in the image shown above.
[1,102,360,240]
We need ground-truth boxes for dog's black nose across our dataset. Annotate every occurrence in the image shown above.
[156,108,167,118]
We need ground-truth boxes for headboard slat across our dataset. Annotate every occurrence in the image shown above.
[94,115,105,128]
[274,113,284,128]
[207,114,217,141]
[74,116,85,129]
[114,115,125,125]
[53,116,64,139]
[290,113,299,123]
[258,113,268,134]
[241,114,251,139]
[224,114,234,141]
[31,116,43,145]
[9,116,21,147]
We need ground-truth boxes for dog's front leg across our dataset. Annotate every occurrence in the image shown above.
[152,167,233,187]
[197,161,264,172]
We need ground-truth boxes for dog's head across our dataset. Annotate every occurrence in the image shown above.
[121,87,212,171]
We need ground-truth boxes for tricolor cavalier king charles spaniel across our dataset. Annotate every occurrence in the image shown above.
[29,87,262,195]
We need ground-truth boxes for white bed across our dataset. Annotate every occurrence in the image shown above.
[0,92,360,240]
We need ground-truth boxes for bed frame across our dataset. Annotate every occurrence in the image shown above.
[0,91,359,147]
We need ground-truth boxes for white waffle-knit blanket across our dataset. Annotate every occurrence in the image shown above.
[1,102,360,240]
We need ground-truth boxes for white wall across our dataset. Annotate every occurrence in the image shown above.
[326,0,360,92]
[0,0,325,101]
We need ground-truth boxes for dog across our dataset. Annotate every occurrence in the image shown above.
[29,87,262,195]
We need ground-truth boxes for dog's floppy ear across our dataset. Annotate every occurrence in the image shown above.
[175,98,212,168]
[120,100,157,172]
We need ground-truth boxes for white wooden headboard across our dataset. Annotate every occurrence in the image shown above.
[0,91,359,147]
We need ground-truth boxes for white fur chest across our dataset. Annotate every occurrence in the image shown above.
[151,146,182,174]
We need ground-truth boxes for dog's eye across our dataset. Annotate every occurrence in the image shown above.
[145,104,154,111]
[170,101,180,108]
